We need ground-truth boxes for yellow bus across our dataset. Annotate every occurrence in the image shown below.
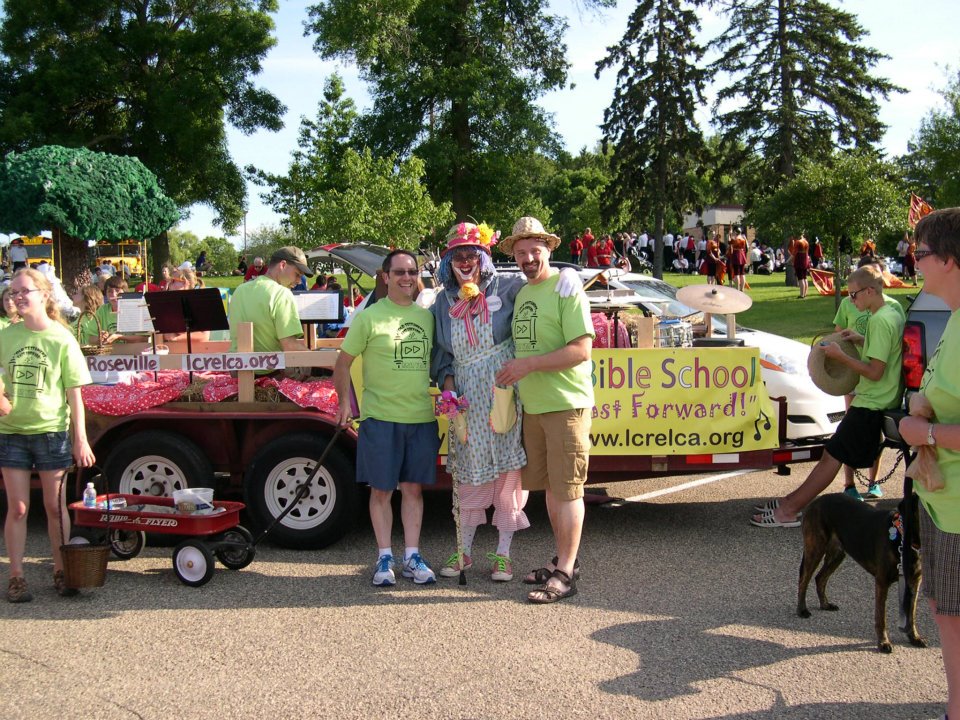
[95,239,145,276]
[2,235,54,271]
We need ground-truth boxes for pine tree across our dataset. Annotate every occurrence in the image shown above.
[711,0,902,195]
[596,0,708,279]
[306,0,614,222]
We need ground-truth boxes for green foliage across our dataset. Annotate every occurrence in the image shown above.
[710,0,902,195]
[901,68,960,208]
[248,74,359,239]
[596,0,708,278]
[748,151,906,291]
[0,0,284,231]
[0,145,178,239]
[167,229,238,276]
[306,0,614,220]
[302,148,454,248]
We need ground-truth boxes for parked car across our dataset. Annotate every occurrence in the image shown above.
[902,288,949,401]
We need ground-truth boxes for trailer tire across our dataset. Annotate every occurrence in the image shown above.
[244,433,357,550]
[103,431,214,498]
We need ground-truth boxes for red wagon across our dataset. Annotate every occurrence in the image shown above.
[70,494,255,587]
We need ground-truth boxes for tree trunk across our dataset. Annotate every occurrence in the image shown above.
[151,231,171,284]
[51,227,91,295]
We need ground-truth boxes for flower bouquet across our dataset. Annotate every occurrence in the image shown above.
[436,390,470,444]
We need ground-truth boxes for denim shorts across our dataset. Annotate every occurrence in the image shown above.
[0,431,74,471]
[356,418,440,491]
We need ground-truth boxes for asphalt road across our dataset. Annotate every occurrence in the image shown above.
[0,452,946,720]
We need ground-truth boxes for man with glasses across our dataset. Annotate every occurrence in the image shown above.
[334,250,440,586]
[228,246,314,355]
[752,264,905,527]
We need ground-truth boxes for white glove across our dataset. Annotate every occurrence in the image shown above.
[555,267,580,298]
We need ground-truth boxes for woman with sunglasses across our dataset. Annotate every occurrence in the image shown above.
[1,268,95,602]
[899,209,960,720]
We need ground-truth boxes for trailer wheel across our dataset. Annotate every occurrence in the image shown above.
[173,540,215,587]
[214,526,256,570]
[108,529,146,560]
[103,431,214,498]
[244,433,357,550]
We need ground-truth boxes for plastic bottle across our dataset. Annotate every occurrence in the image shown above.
[82,483,97,509]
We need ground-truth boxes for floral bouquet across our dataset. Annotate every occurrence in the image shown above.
[436,390,470,444]
[459,282,480,301]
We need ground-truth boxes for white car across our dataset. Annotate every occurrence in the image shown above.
[586,267,845,441]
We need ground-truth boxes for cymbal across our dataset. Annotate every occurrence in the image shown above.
[676,284,753,314]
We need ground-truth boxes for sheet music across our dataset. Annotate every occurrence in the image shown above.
[293,291,342,322]
[116,297,155,333]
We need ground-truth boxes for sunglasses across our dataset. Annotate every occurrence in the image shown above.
[848,287,872,301]
[914,248,936,261]
[389,269,419,277]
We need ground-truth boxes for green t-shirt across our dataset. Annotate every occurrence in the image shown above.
[850,302,904,411]
[228,275,303,353]
[916,309,960,531]
[0,316,12,331]
[833,295,905,337]
[94,303,118,335]
[512,273,595,414]
[73,312,100,345]
[0,322,92,434]
[341,298,435,424]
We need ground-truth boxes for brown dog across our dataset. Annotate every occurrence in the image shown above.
[797,492,925,653]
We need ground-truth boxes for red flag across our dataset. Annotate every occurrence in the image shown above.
[909,193,934,229]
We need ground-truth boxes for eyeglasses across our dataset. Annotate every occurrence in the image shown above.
[389,269,419,276]
[848,287,872,301]
[9,289,40,299]
[914,248,936,261]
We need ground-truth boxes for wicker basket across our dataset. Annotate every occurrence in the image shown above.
[59,543,110,589]
[76,310,111,356]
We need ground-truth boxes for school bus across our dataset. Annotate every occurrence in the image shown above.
[95,239,145,276]
[2,235,54,270]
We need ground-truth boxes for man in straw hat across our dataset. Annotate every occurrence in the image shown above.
[495,217,594,603]
[334,249,441,587]
[752,264,904,528]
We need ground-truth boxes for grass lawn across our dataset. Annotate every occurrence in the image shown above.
[205,268,922,348]
[662,270,921,346]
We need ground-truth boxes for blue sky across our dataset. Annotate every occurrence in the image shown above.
[179,0,960,245]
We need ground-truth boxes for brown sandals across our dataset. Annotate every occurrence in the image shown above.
[522,556,581,585]
[527,569,577,604]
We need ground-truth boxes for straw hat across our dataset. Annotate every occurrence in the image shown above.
[498,216,561,255]
[807,332,860,396]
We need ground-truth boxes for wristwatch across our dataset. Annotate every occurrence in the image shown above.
[927,423,937,446]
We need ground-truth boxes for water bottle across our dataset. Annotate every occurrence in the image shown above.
[82,482,97,509]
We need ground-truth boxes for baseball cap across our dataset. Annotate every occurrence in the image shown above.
[270,246,314,277]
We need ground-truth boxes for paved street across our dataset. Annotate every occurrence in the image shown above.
[0,453,946,719]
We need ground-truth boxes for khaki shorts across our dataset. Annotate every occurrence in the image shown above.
[520,408,591,500]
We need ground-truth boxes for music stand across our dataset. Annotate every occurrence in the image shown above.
[144,289,230,381]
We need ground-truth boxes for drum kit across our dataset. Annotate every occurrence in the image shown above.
[674,284,753,344]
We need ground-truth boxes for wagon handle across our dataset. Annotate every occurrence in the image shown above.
[252,426,344,547]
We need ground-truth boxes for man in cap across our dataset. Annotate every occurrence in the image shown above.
[334,249,440,587]
[228,246,314,355]
[495,217,595,603]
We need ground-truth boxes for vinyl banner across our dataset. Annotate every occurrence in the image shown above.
[588,348,779,455]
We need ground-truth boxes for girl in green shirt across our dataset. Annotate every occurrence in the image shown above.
[1,268,95,603]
